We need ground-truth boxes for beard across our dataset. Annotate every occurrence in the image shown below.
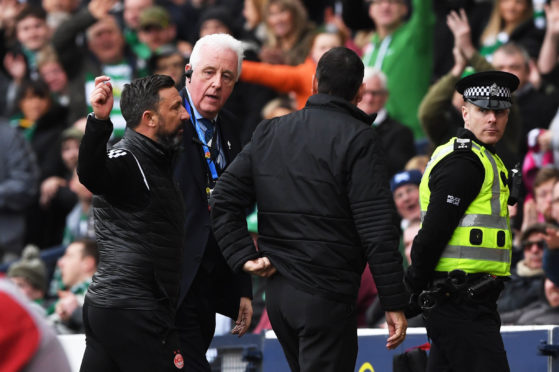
[156,125,183,151]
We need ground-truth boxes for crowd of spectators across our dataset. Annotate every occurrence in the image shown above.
[2,0,559,346]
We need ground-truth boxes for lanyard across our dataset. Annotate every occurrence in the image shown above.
[183,97,220,180]
[363,34,392,70]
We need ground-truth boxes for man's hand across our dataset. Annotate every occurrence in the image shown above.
[528,58,542,89]
[385,311,407,350]
[3,52,26,83]
[539,0,559,73]
[87,0,117,19]
[258,46,286,65]
[447,9,475,59]
[538,129,553,152]
[90,76,113,120]
[243,257,277,277]
[545,227,559,250]
[231,297,252,337]
[521,199,538,232]
[450,46,467,78]
[55,291,80,322]
[0,0,22,30]
[545,0,559,40]
[40,176,66,207]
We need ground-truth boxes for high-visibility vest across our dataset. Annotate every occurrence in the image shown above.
[420,137,511,276]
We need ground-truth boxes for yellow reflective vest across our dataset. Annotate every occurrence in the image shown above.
[420,137,511,276]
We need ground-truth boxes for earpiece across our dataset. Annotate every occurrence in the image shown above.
[185,69,193,79]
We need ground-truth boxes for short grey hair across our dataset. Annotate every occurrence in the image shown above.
[189,33,244,81]
[494,42,531,71]
[363,67,387,89]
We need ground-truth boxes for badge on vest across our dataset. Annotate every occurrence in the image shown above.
[454,138,472,151]
[446,195,461,206]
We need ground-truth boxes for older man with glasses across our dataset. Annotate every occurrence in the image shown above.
[358,67,415,177]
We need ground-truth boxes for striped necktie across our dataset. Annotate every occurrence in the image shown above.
[200,118,215,144]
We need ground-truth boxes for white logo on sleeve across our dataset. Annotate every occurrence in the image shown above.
[108,149,128,159]
[447,195,461,206]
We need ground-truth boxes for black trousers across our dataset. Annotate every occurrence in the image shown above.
[266,274,358,372]
[425,290,510,372]
[176,270,216,372]
[80,301,182,372]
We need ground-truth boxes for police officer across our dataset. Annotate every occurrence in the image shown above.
[405,71,519,372]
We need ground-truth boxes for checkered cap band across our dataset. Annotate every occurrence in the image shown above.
[463,83,511,100]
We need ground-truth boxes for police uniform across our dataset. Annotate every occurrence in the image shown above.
[405,71,519,372]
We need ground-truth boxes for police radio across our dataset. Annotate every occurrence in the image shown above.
[508,162,521,206]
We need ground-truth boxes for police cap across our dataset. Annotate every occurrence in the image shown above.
[455,70,519,110]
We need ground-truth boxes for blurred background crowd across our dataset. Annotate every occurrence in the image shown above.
[2,0,559,338]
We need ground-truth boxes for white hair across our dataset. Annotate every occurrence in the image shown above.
[363,67,387,89]
[189,33,244,81]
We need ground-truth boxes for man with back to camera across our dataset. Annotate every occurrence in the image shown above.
[210,46,408,372]
[173,33,253,371]
[77,74,188,371]
[406,70,519,371]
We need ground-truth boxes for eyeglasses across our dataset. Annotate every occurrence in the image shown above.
[522,240,546,250]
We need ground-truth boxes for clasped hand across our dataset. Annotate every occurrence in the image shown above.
[243,257,276,277]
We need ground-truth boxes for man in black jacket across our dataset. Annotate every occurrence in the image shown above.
[78,74,188,371]
[173,33,253,372]
[210,47,408,372]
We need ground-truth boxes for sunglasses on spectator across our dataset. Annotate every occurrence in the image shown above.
[522,240,546,250]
